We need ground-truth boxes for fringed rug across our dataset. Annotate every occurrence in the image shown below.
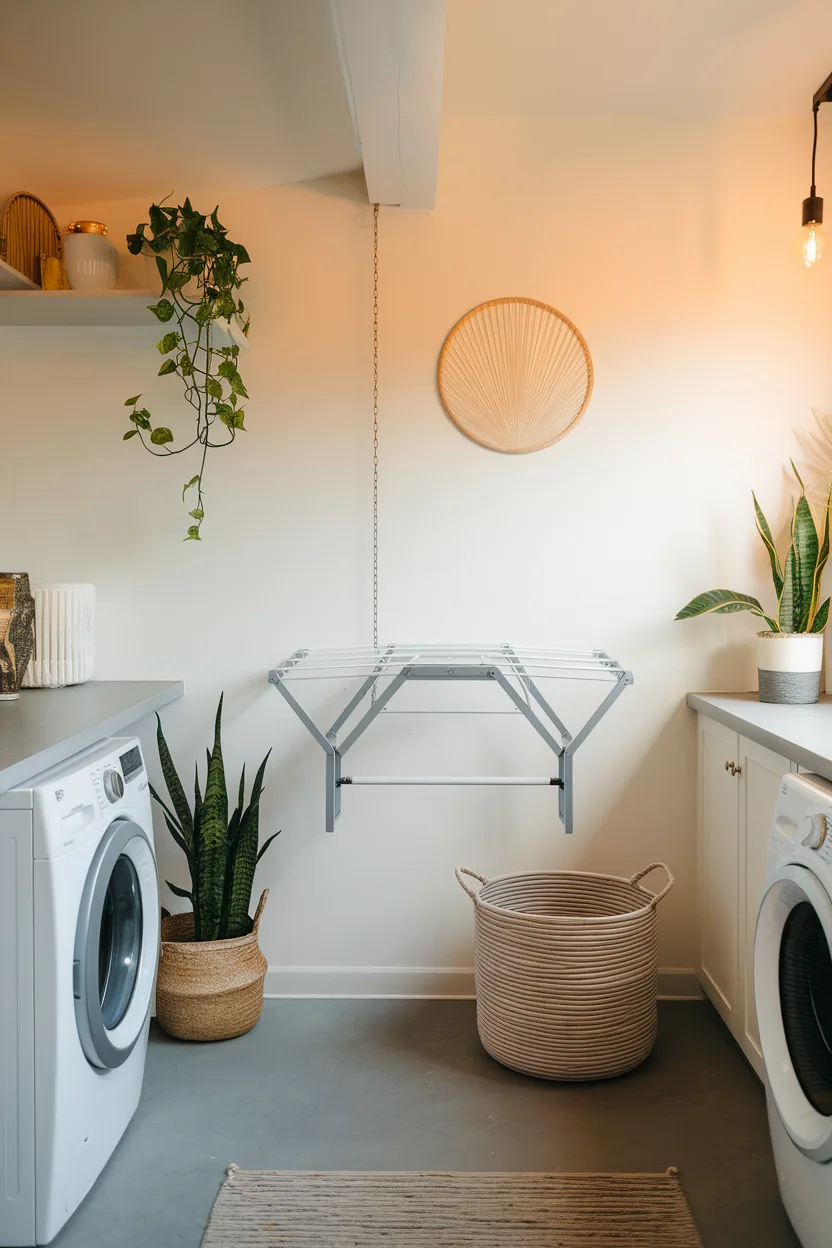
[201,1167,703,1246]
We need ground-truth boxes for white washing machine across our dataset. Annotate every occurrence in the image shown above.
[0,737,159,1246]
[755,771,832,1248]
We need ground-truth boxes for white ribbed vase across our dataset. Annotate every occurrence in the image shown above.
[757,632,823,705]
[22,584,95,688]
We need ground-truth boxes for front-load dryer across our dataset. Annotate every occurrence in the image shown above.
[755,771,832,1248]
[0,737,159,1246]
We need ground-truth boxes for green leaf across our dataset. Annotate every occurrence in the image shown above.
[226,750,271,938]
[152,716,193,845]
[194,228,218,254]
[178,353,193,376]
[198,696,228,940]
[229,373,248,399]
[778,546,800,632]
[233,243,251,264]
[166,269,192,291]
[810,483,832,627]
[157,331,181,354]
[165,880,193,902]
[792,493,818,630]
[189,508,204,520]
[155,255,169,291]
[206,376,222,399]
[150,427,173,445]
[147,299,175,322]
[149,203,169,236]
[182,475,199,500]
[124,394,141,406]
[256,829,281,864]
[184,525,202,541]
[131,409,152,430]
[195,301,213,326]
[126,224,146,255]
[675,590,772,622]
[218,360,237,381]
[158,359,177,376]
[811,598,830,632]
[123,429,138,440]
[162,814,192,866]
[752,493,783,599]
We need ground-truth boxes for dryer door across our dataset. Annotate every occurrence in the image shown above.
[755,863,832,1160]
[74,818,160,1069]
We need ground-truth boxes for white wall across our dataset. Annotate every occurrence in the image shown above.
[2,108,831,991]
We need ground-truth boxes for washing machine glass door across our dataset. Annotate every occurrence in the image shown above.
[74,818,160,1069]
[755,862,832,1161]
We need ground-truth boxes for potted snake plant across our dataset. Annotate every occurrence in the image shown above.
[676,463,832,705]
[151,695,279,1040]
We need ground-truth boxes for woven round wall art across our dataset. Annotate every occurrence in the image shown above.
[438,297,593,453]
[0,192,63,286]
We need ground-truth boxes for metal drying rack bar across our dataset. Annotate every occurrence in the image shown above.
[269,643,633,834]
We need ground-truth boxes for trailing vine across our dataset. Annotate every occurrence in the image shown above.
[122,199,250,539]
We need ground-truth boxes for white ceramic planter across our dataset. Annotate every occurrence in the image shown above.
[65,222,119,291]
[757,632,824,705]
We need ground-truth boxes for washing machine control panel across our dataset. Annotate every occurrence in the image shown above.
[102,768,125,803]
[772,772,832,872]
[799,813,830,850]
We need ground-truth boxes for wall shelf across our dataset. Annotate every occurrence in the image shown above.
[0,287,249,348]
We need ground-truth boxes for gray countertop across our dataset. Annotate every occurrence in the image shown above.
[687,691,832,779]
[0,680,184,796]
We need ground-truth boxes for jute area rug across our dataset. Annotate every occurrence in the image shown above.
[201,1167,703,1246]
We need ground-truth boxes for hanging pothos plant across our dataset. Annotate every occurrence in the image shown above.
[122,199,250,539]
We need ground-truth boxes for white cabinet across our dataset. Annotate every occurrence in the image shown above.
[697,713,793,1078]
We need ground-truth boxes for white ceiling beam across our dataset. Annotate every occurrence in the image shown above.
[332,0,446,209]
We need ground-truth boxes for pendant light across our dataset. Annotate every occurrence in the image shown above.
[799,72,832,268]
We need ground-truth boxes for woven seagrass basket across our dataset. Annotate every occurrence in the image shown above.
[456,864,674,1081]
[156,890,268,1042]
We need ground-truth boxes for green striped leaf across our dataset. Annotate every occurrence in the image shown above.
[226,751,271,938]
[155,713,193,846]
[793,493,818,630]
[778,546,800,632]
[753,493,783,598]
[675,590,770,621]
[198,695,228,940]
[810,484,832,626]
[811,597,830,633]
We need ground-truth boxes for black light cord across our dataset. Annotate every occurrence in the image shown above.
[812,103,819,195]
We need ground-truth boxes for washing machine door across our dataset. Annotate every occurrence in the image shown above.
[755,862,832,1161]
[74,817,160,1069]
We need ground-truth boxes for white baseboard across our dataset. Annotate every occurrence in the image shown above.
[264,966,704,1001]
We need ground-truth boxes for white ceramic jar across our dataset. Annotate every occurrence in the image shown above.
[64,221,119,291]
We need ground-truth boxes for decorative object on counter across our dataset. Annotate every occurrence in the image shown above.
[64,221,119,291]
[39,255,70,290]
[22,583,95,689]
[152,694,279,1040]
[0,192,62,286]
[438,297,593,453]
[456,862,674,1080]
[675,462,830,705]
[0,573,36,700]
[122,199,250,540]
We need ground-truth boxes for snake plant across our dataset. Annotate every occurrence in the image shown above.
[151,695,279,941]
[676,463,832,633]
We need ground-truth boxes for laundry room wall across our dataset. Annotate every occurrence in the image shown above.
[2,102,831,991]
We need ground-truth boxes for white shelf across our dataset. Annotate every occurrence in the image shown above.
[0,288,250,347]
[0,257,39,291]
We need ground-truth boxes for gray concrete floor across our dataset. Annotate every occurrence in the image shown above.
[49,1000,798,1248]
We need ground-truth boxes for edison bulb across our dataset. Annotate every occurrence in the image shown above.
[800,223,826,268]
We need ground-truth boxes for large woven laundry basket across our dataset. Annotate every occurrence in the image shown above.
[456,863,674,1081]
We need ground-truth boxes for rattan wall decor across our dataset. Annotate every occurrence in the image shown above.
[438,297,593,453]
[0,192,63,286]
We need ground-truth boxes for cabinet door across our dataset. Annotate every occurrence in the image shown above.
[697,715,740,1027]
[738,734,791,1079]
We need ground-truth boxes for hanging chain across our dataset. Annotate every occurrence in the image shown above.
[372,202,379,654]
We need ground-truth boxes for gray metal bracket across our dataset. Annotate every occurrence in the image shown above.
[269,645,633,835]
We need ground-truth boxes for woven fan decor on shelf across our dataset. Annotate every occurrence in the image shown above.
[0,192,63,286]
[438,297,593,454]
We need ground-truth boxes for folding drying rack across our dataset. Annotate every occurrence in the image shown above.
[269,644,632,834]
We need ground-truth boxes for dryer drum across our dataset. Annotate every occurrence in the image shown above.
[456,863,674,1081]
[778,901,832,1116]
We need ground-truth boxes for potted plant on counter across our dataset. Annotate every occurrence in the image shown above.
[151,695,279,1041]
[676,463,832,705]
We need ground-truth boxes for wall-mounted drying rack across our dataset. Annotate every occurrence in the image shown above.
[269,644,632,834]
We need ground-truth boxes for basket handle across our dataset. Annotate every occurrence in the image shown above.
[252,889,269,934]
[629,862,674,907]
[455,867,488,901]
